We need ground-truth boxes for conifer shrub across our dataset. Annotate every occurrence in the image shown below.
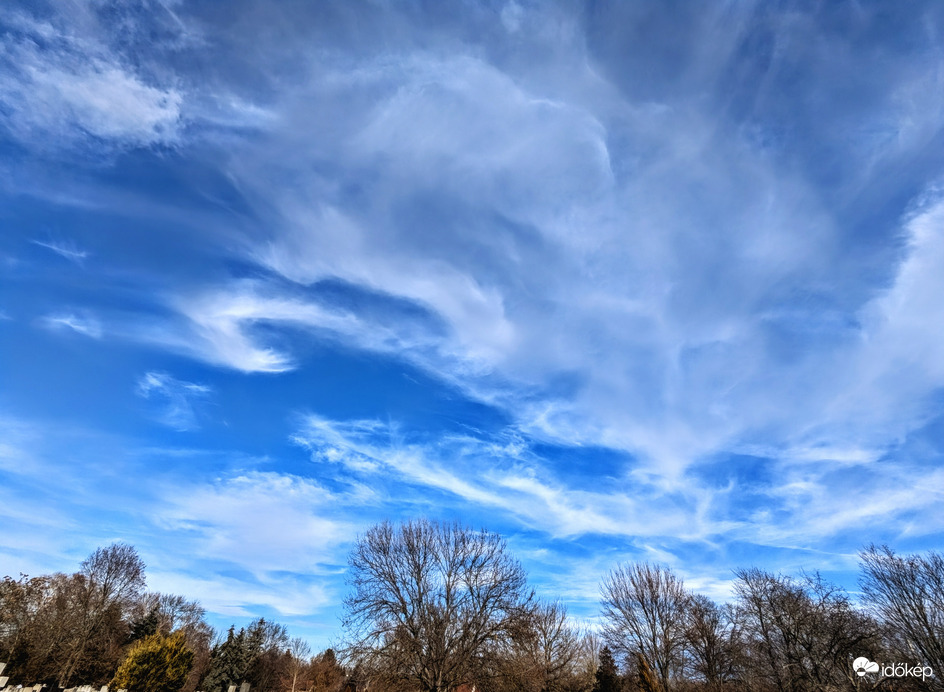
[112,631,194,692]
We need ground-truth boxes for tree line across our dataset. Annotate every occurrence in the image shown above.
[1,522,942,692]
[0,545,345,692]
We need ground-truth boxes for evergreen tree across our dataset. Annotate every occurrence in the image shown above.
[244,618,288,692]
[111,631,194,692]
[129,608,161,643]
[593,646,621,692]
[202,627,250,692]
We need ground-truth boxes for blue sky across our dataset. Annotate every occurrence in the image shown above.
[2,0,944,650]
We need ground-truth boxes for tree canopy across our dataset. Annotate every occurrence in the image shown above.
[343,519,534,692]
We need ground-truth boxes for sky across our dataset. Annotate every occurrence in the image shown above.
[1,0,944,650]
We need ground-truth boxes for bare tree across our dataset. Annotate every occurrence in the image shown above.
[733,568,882,692]
[601,562,688,692]
[500,600,583,692]
[683,594,741,692]
[342,519,534,692]
[1,546,220,690]
[283,637,312,692]
[0,546,146,686]
[574,631,601,692]
[57,543,146,687]
[147,593,210,636]
[859,545,944,692]
[0,574,61,681]
[309,649,346,692]
[530,600,583,691]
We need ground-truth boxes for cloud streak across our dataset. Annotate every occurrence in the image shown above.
[136,372,212,431]
[31,238,91,263]
[292,414,723,542]
[39,312,102,338]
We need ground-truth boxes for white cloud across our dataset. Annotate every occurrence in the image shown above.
[290,401,944,562]
[500,2,524,33]
[205,46,848,483]
[170,281,425,373]
[155,471,354,578]
[786,191,944,452]
[138,33,943,510]
[16,9,933,571]
[23,58,180,143]
[31,238,91,263]
[749,462,944,545]
[254,203,518,371]
[145,568,334,618]
[40,312,102,338]
[136,371,212,431]
[0,417,355,625]
[292,415,709,541]
[860,192,944,381]
[0,10,182,149]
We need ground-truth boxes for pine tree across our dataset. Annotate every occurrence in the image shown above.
[129,608,161,643]
[202,627,250,692]
[244,618,288,692]
[593,646,621,692]
[111,631,194,692]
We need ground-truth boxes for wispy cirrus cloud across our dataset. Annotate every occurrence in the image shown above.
[102,16,944,513]
[848,193,944,423]
[155,471,354,576]
[136,371,212,431]
[39,312,102,338]
[0,11,182,151]
[200,26,944,496]
[293,404,944,557]
[292,414,713,542]
[31,238,90,263]
[168,281,435,373]
[0,415,358,629]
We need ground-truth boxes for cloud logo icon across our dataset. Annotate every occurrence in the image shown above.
[853,657,880,676]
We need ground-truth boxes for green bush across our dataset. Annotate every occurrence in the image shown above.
[112,631,194,692]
